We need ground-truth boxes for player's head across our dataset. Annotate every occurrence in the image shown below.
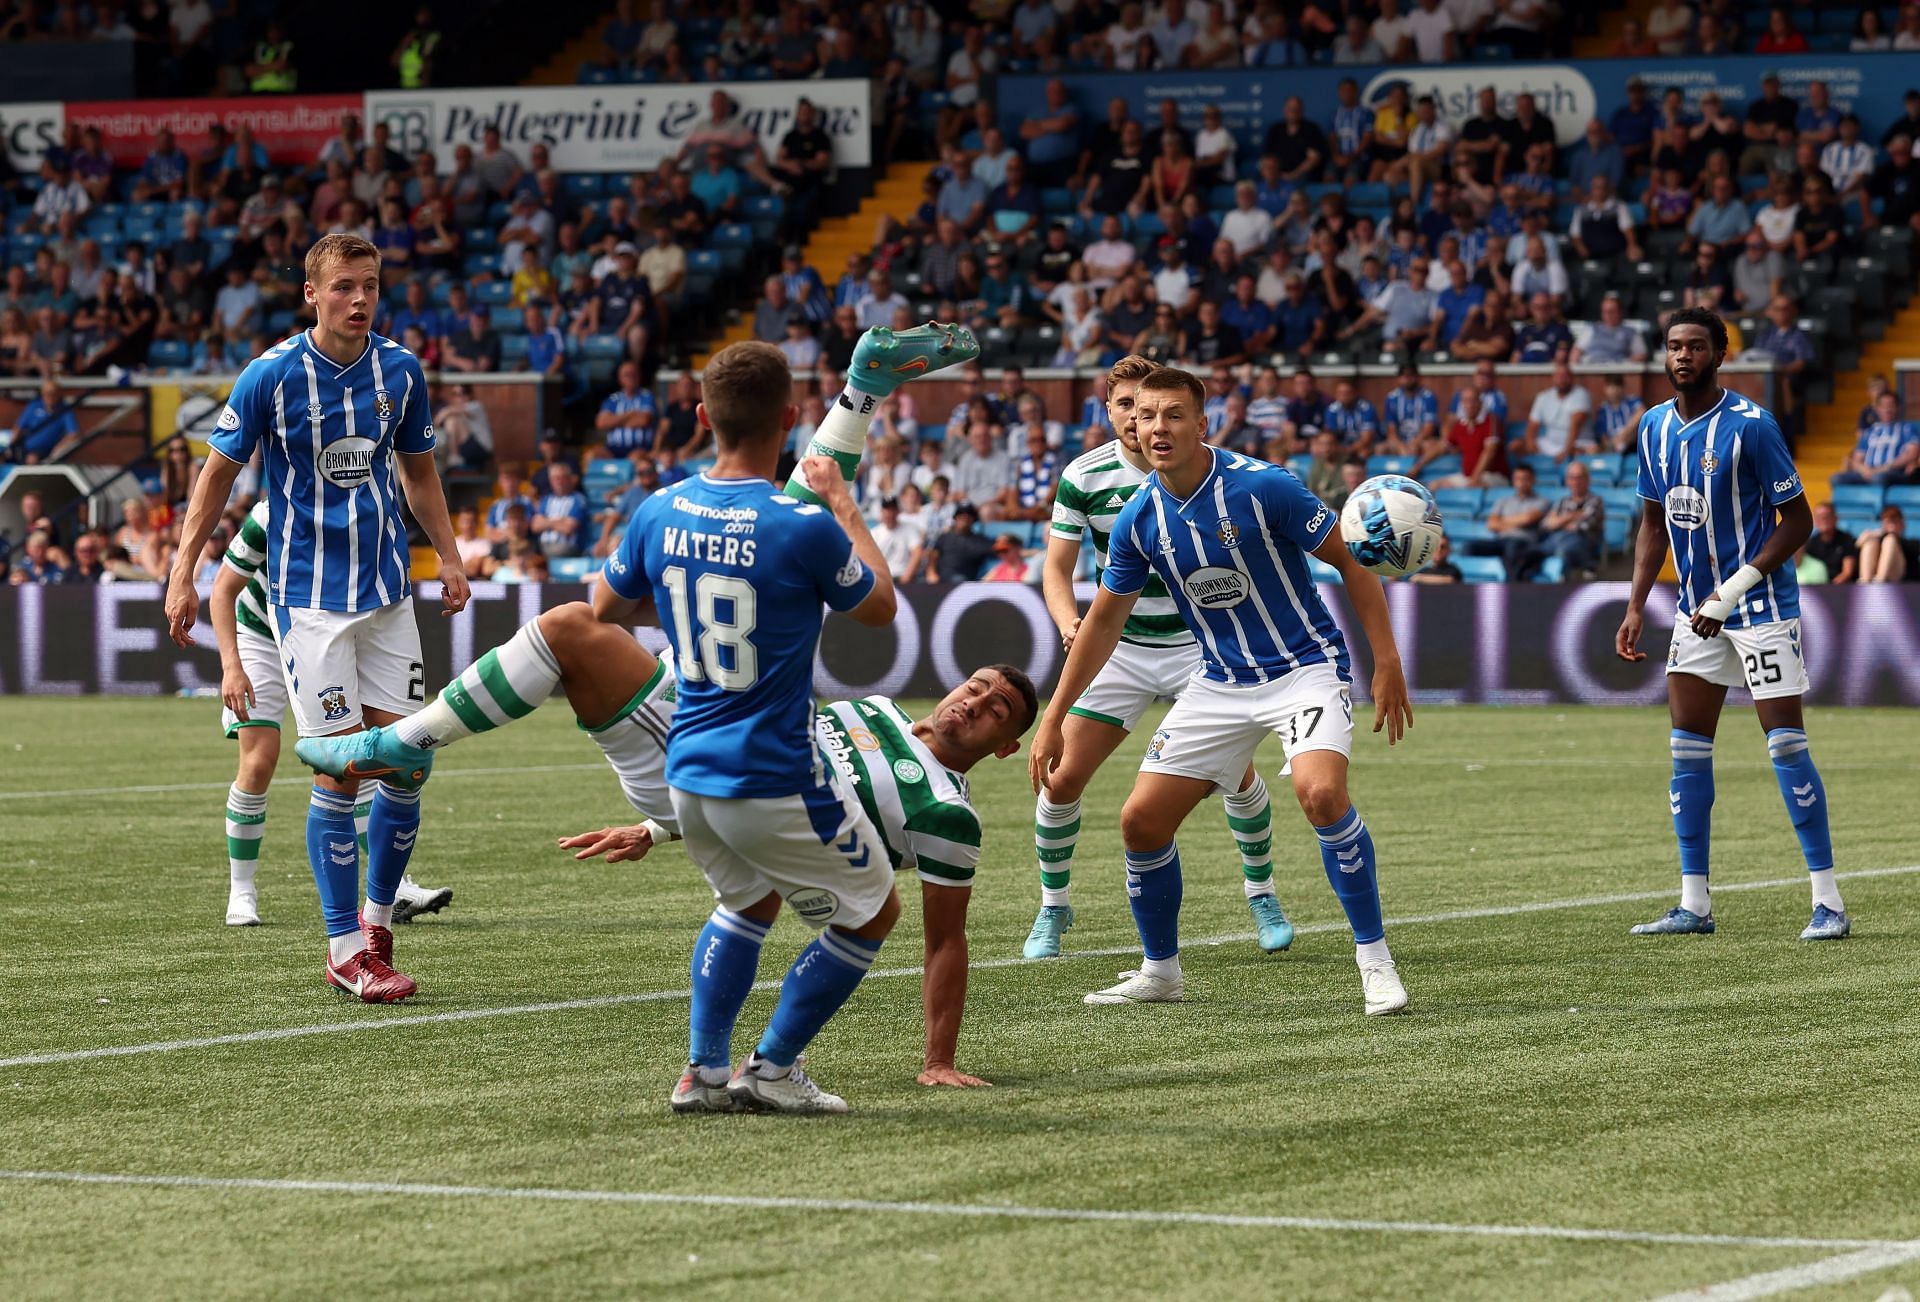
[1662,307,1728,396]
[924,663,1039,767]
[697,341,797,452]
[1106,354,1156,454]
[303,233,382,339]
[1133,367,1208,473]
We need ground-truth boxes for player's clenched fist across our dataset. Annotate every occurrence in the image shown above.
[798,454,854,508]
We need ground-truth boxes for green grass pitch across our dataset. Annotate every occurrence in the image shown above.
[2,698,1918,1300]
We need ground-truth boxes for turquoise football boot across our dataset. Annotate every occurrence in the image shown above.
[296,725,435,790]
[1023,904,1075,959]
[1249,894,1294,952]
[847,321,980,396]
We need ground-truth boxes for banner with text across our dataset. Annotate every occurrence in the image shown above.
[1001,54,1906,162]
[5,581,1918,709]
[0,100,63,174]
[65,95,363,170]
[363,79,872,176]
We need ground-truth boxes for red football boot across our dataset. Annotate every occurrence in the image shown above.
[326,946,417,1003]
[361,918,396,967]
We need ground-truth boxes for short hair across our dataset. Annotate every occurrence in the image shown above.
[304,232,380,285]
[1108,354,1157,385]
[1663,306,1730,355]
[700,341,794,448]
[980,663,1040,735]
[1136,366,1206,410]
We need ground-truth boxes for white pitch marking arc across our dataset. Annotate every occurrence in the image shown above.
[0,1170,1904,1255]
[2,865,1915,1072]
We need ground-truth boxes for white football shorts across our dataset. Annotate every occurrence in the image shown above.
[1066,637,1203,732]
[270,598,425,736]
[220,627,290,738]
[581,650,680,834]
[671,774,895,930]
[1139,662,1355,790]
[1666,614,1809,700]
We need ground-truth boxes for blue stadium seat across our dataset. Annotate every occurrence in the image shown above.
[1602,514,1632,553]
[549,556,601,581]
[709,222,754,249]
[147,339,190,370]
[1368,455,1414,476]
[1597,486,1640,520]
[1838,512,1879,538]
[1533,555,1564,583]
[1572,453,1618,485]
[1286,455,1312,480]
[687,248,722,274]
[746,194,784,221]
[1042,187,1075,214]
[582,334,626,359]
[1449,519,1495,541]
[1348,182,1390,208]
[1419,453,1462,480]
[1883,485,1920,515]
[499,335,531,365]
[585,457,633,495]
[474,280,512,306]
[1433,487,1484,519]
[564,174,604,199]
[1455,556,1507,583]
[1829,484,1885,514]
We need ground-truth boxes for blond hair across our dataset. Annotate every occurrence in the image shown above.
[699,341,794,448]
[1108,354,1156,385]
[304,232,382,286]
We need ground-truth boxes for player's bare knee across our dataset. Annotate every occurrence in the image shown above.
[1119,797,1175,852]
[538,602,601,662]
[1043,765,1092,804]
[1294,778,1349,827]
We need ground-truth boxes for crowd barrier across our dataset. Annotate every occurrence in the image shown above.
[6,580,1917,707]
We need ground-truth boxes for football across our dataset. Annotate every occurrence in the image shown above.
[1339,475,1445,578]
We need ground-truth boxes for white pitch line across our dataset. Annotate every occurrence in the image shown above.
[0,1170,1900,1253]
[0,762,612,803]
[4,864,1915,1073]
[1649,1240,1920,1300]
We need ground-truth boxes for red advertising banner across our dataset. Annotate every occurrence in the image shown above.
[65,95,360,169]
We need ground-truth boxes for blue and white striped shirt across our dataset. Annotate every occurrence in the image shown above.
[1104,449,1349,686]
[1383,387,1439,441]
[600,389,658,454]
[1322,398,1380,447]
[208,331,433,612]
[1595,395,1644,445]
[1856,420,1917,470]
[1635,390,1802,629]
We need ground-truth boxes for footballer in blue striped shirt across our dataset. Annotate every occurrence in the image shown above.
[165,232,472,1000]
[1616,307,1849,941]
[1029,366,1416,1017]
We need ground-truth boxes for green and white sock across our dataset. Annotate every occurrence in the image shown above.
[394,620,563,750]
[354,797,371,857]
[783,389,876,503]
[1223,775,1276,899]
[225,784,268,890]
[1035,793,1080,908]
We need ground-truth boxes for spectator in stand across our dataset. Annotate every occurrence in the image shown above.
[1266,97,1329,185]
[1868,135,1920,236]
[1421,383,1509,487]
[1381,364,1439,456]
[1567,120,1625,196]
[444,304,501,373]
[921,503,995,583]
[1646,0,1692,56]
[1593,376,1645,453]
[30,158,90,233]
[1011,422,1060,522]
[1754,5,1809,55]
[779,314,821,369]
[596,360,658,455]
[1464,463,1548,575]
[1322,377,1380,455]
[1611,17,1657,58]
[1516,362,1593,463]
[1304,429,1346,500]
[1858,374,1896,431]
[1822,115,1876,202]
[1741,74,1799,174]
[1432,260,1485,349]
[484,464,532,544]
[869,496,924,582]
[986,154,1044,246]
[1574,293,1649,366]
[1489,0,1555,58]
[941,25,998,145]
[9,531,66,585]
[532,461,589,559]
[1833,392,1920,486]
[1686,174,1753,253]
[1509,235,1569,304]
[1452,295,1516,362]
[856,268,909,332]
[1747,294,1815,434]
[1729,232,1784,314]
[1609,77,1661,172]
[13,379,79,463]
[1369,0,1414,59]
[752,276,792,344]
[1855,505,1918,582]
[1405,0,1456,62]
[134,128,190,203]
[1346,258,1436,354]
[1806,502,1859,584]
[1569,174,1643,264]
[1218,182,1272,261]
[1367,83,1416,182]
[1513,292,1573,364]
[434,383,494,470]
[1520,461,1605,580]
[949,420,1016,520]
[1331,12,1386,63]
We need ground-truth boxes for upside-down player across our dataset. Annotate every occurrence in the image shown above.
[1025,353,1294,961]
[297,597,1036,1091]
[166,232,470,1001]
[1028,367,1415,1015]
[1616,307,1848,940]
[210,501,452,927]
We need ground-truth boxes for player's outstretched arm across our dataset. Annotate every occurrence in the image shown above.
[163,451,244,647]
[1617,500,1671,661]
[1040,534,1085,649]
[918,881,989,1088]
[556,819,678,863]
[209,564,253,720]
[1315,536,1412,744]
[396,450,469,617]
[800,455,898,628]
[1029,584,1136,793]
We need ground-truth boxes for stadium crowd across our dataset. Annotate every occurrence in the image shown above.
[8,0,1920,587]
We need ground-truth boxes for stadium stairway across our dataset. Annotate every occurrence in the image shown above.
[1796,297,1920,506]
[690,162,939,371]
[531,17,609,85]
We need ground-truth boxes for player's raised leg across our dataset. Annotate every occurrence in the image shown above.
[783,321,979,501]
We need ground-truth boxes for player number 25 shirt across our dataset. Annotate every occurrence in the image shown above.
[1104,448,1350,687]
[208,331,434,613]
[605,474,875,799]
[1635,389,1802,630]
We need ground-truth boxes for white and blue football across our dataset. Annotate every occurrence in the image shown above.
[1339,474,1444,578]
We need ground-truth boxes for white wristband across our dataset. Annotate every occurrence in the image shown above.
[640,818,677,844]
[1698,564,1764,622]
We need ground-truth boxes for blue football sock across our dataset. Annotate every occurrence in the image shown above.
[306,787,361,938]
[1670,729,1716,885]
[1767,728,1832,872]
[755,929,883,1068]
[688,907,770,1069]
[363,780,422,908]
[1124,841,1183,961]
[1314,806,1385,945]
